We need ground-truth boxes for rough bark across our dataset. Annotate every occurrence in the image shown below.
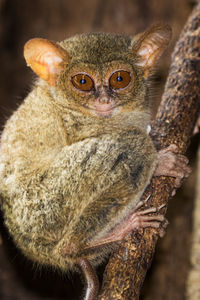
[98,2,200,300]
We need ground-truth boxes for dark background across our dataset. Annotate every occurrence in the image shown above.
[0,1,198,299]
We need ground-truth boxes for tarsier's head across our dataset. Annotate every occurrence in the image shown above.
[24,25,171,118]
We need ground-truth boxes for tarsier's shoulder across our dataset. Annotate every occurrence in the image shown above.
[1,85,66,154]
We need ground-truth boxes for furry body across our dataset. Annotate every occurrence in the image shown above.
[0,28,171,272]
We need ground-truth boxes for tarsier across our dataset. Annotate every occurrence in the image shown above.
[0,25,191,300]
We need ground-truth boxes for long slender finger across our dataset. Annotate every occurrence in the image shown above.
[132,214,165,222]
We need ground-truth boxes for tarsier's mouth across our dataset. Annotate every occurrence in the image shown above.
[86,106,116,117]
[95,103,113,115]
[93,99,117,117]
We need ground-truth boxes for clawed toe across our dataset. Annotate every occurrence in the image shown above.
[131,203,168,237]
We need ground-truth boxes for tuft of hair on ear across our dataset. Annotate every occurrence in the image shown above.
[24,38,70,86]
[131,24,172,78]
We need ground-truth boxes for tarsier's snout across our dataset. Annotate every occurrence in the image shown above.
[94,86,115,117]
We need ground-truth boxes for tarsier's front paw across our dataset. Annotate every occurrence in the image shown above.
[154,144,191,189]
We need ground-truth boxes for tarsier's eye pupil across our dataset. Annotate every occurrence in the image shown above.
[71,74,94,92]
[80,79,86,84]
[109,70,131,90]
[117,76,123,82]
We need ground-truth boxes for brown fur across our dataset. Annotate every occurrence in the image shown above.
[0,25,171,270]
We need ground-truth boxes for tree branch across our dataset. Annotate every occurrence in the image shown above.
[98,2,200,299]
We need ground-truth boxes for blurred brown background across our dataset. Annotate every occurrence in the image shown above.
[0,0,198,299]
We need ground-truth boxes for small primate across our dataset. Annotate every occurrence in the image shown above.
[0,25,191,299]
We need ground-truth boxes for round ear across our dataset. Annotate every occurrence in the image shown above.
[131,24,172,77]
[24,38,70,86]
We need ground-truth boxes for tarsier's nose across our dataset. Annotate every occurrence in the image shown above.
[97,86,111,104]
[94,86,114,117]
[99,95,110,104]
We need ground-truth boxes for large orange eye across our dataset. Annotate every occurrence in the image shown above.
[109,70,131,90]
[71,74,94,92]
